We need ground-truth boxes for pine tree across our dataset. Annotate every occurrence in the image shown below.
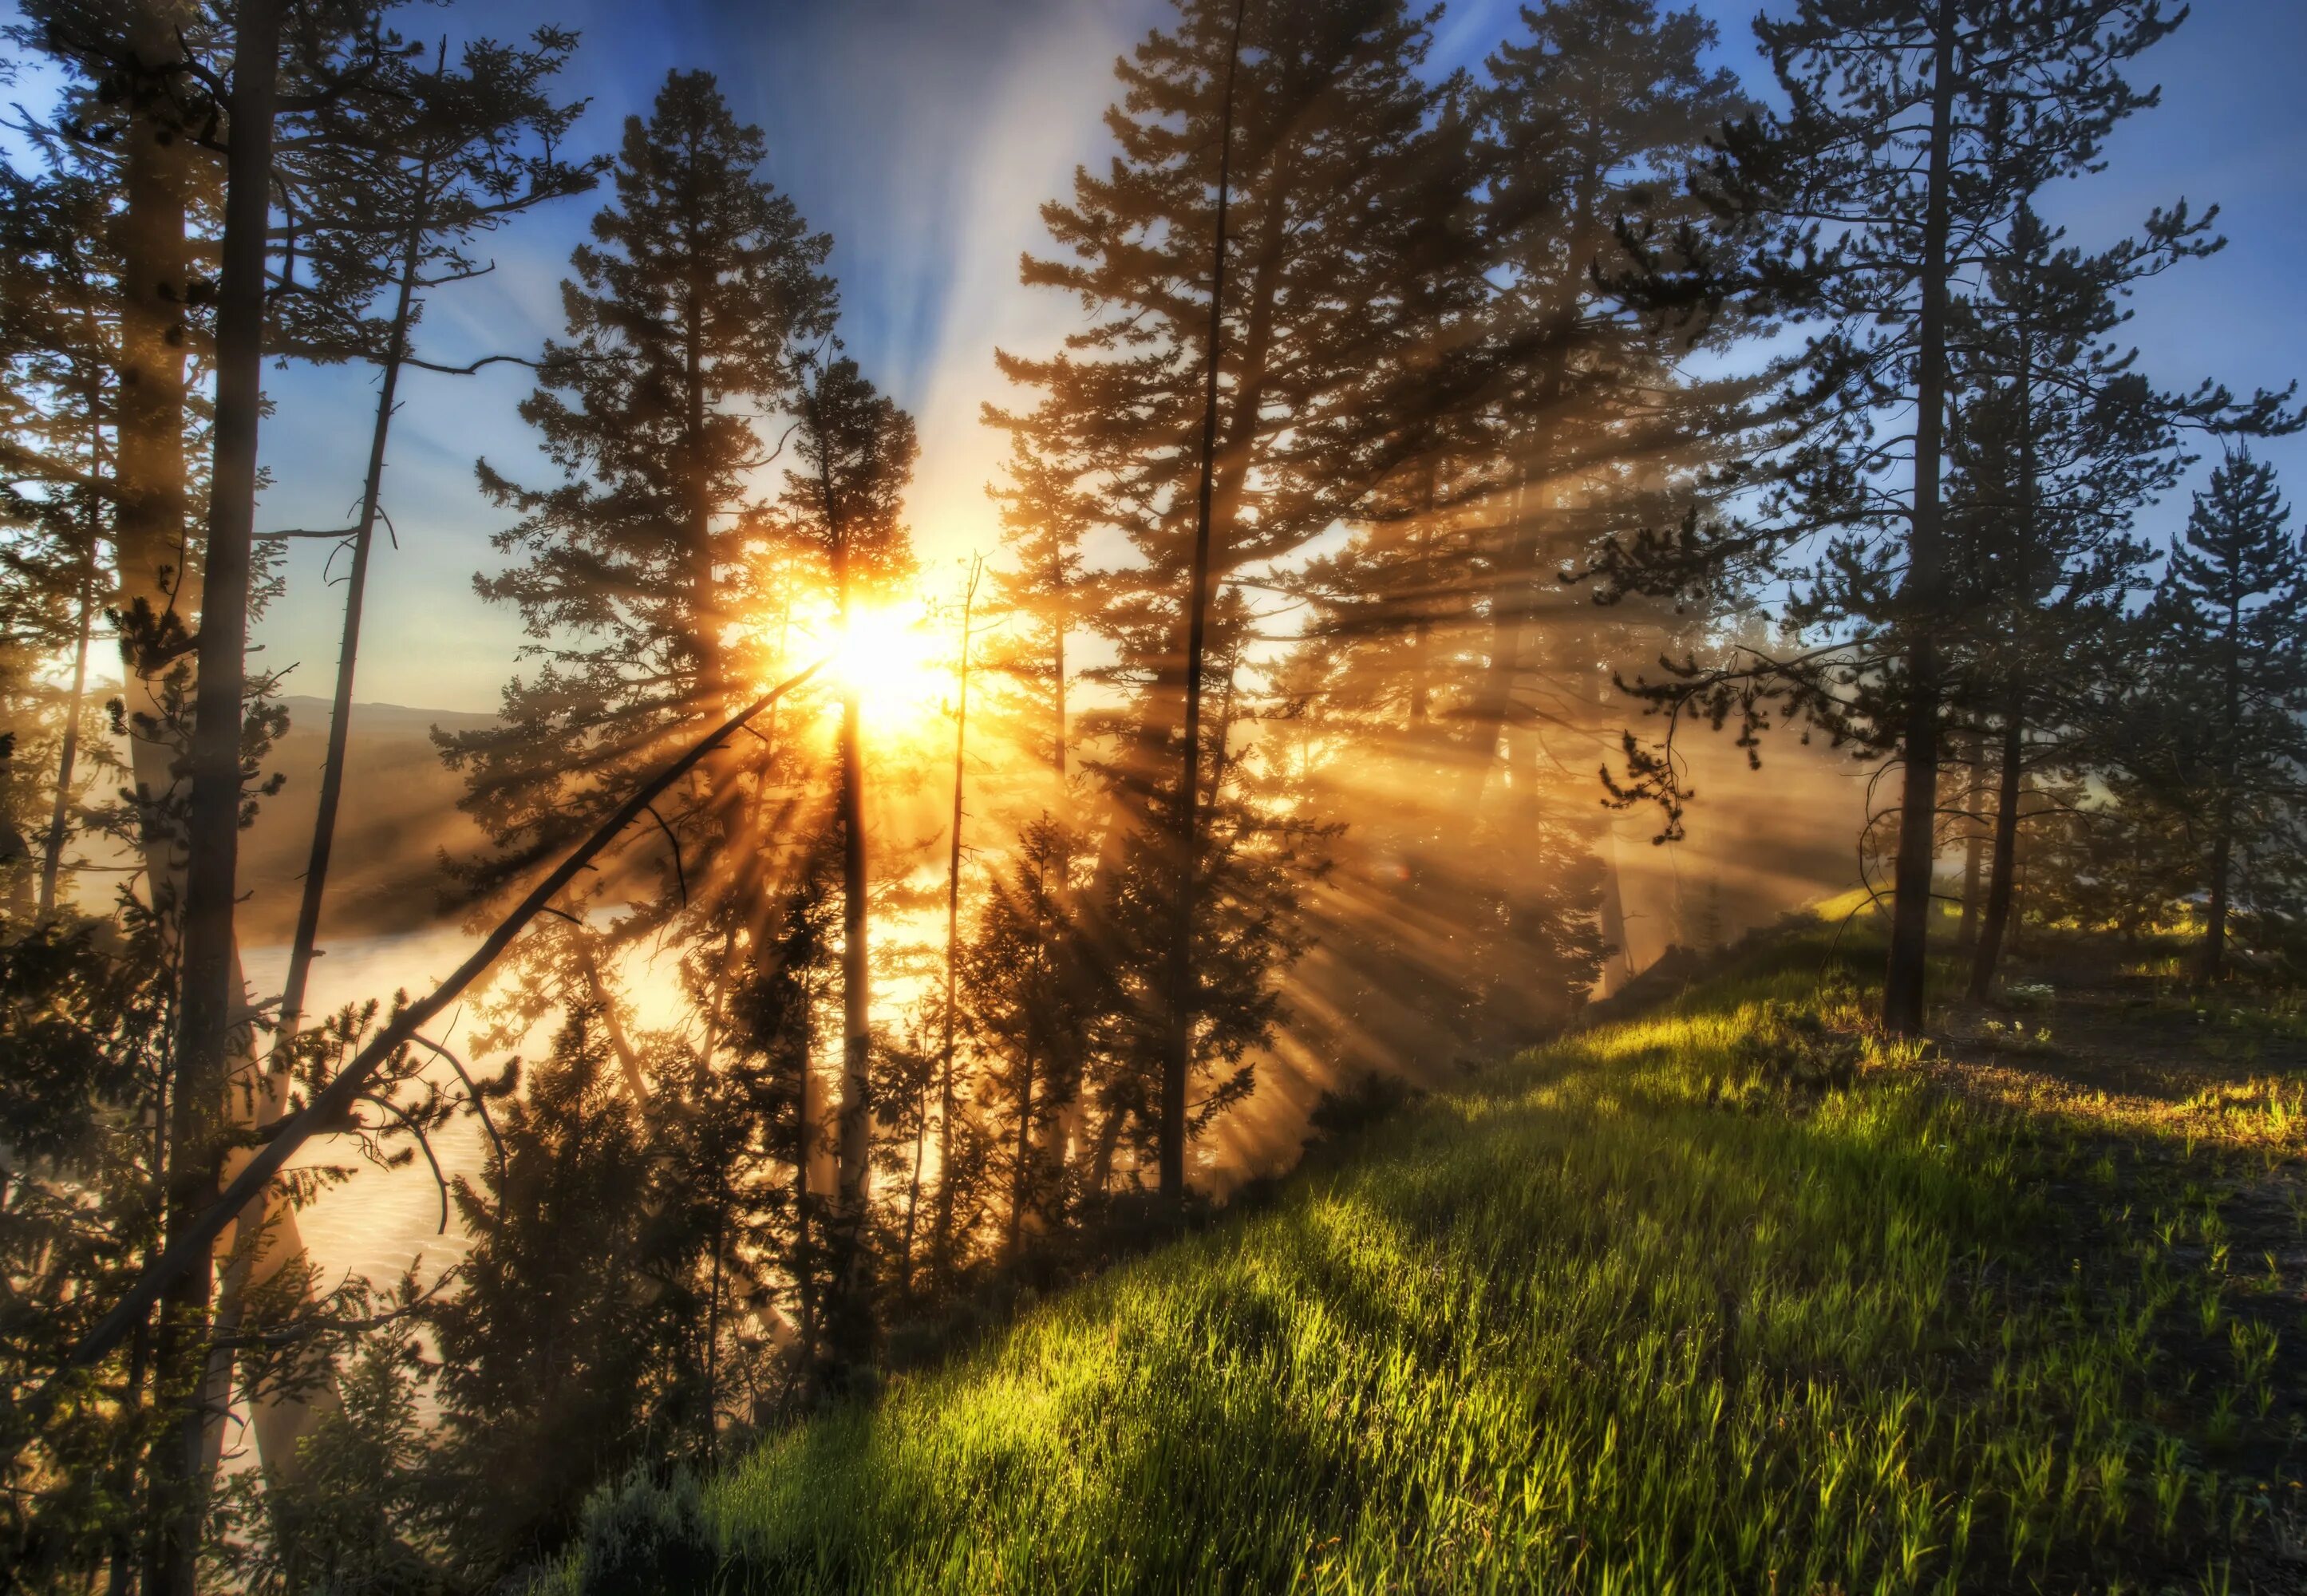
[994,0,1469,1203]
[12,5,619,1578]
[1461,0,1751,795]
[440,69,835,920]
[959,816,1094,1262]
[929,556,993,1286]
[2135,454,2307,979]
[775,352,917,1385]
[0,906,174,1582]
[0,166,119,920]
[1274,0,1745,1058]
[425,1005,681,1578]
[982,437,1088,788]
[1941,195,2225,1000]
[1064,597,1328,1200]
[722,833,840,1399]
[1602,0,2194,1032]
[268,29,597,1059]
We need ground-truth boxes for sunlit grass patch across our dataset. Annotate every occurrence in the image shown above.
[1946,1056,2307,1158]
[551,930,2294,1594]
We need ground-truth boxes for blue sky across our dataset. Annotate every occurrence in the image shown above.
[14,0,2304,711]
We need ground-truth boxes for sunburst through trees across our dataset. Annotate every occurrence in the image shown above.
[0,0,2302,1588]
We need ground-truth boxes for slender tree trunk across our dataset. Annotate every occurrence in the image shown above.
[1085,1100,1125,1202]
[1007,1034,1036,1265]
[704,1200,724,1464]
[682,201,717,709]
[1159,0,1246,1206]
[40,543,99,916]
[109,28,288,1564]
[1050,550,1068,787]
[1408,463,1440,733]
[933,560,979,1280]
[1597,823,1633,991]
[1956,731,1986,950]
[272,207,423,1065]
[832,678,869,1319]
[1461,480,1535,812]
[792,975,818,1372]
[2202,791,2234,982]
[1968,321,2040,1001]
[106,1310,153,1596]
[1882,0,1961,1037]
[899,1081,927,1296]
[824,479,874,1376]
[1028,836,1077,1229]
[152,2,282,1586]
[2202,586,2246,983]
[1967,703,2025,1000]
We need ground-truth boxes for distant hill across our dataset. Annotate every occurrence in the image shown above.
[236,696,496,945]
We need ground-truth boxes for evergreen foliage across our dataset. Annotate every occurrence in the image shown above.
[2,0,2304,1586]
[2124,453,2307,976]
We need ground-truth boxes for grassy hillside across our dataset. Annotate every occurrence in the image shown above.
[554,923,2307,1594]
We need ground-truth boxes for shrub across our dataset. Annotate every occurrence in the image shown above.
[575,1469,721,1596]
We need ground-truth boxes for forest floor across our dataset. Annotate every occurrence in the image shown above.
[546,914,2307,1595]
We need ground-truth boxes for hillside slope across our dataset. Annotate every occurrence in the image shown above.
[235,697,493,942]
[555,925,2307,1594]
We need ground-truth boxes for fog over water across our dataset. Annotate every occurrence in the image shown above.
[242,931,488,1294]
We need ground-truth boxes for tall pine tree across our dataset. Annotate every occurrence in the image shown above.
[2133,453,2307,980]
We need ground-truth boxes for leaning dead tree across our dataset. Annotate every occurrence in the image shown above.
[6,658,827,1442]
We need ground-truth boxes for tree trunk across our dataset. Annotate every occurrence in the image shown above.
[1881,0,1961,1037]
[1408,462,1440,733]
[39,544,98,916]
[2202,789,2235,982]
[272,207,423,1066]
[1085,1099,1125,1202]
[933,562,978,1282]
[1008,1037,1036,1265]
[111,11,324,1542]
[899,1084,927,1297]
[1597,823,1633,994]
[1159,0,1246,1206]
[1956,732,1986,951]
[824,481,874,1376]
[1463,481,1535,812]
[113,7,194,665]
[1966,705,2024,1001]
[682,194,717,709]
[1967,314,2040,1003]
[704,1200,724,1464]
[2202,575,2246,983]
[1050,548,1068,786]
[151,2,282,1587]
[792,975,819,1372]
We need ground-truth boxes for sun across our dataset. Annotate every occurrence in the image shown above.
[832,600,944,728]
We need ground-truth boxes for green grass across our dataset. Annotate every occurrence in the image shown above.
[555,932,2295,1594]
